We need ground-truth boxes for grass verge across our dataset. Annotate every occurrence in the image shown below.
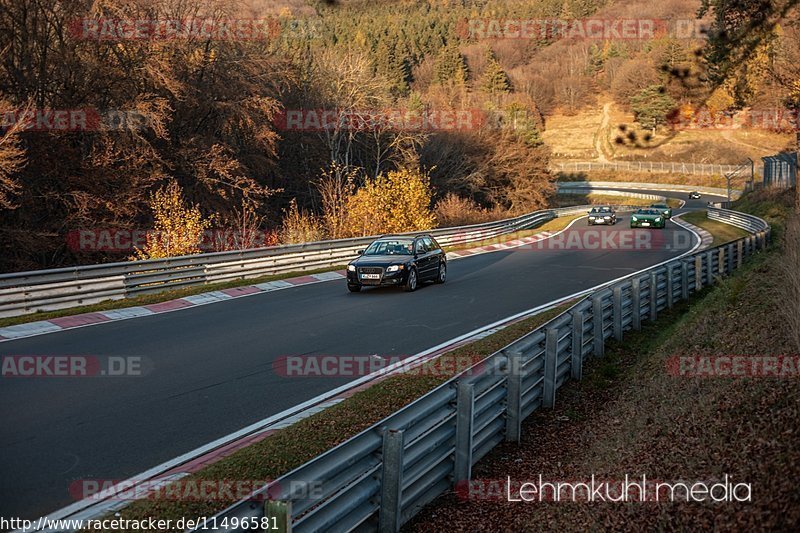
[679,210,750,246]
[93,301,572,529]
[552,194,682,209]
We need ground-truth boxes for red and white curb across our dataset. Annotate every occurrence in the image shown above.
[0,230,567,344]
[672,215,713,250]
[0,271,347,342]
[445,231,554,259]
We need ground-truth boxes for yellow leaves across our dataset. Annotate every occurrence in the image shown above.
[345,168,435,237]
[280,199,324,244]
[134,181,211,260]
[705,86,735,114]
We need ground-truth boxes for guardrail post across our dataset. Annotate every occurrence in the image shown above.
[505,351,522,443]
[379,429,405,533]
[612,286,623,341]
[631,278,641,330]
[570,310,584,380]
[265,501,292,533]
[665,264,675,309]
[543,327,558,408]
[681,261,689,301]
[718,248,725,276]
[705,251,715,286]
[726,244,734,274]
[649,272,658,321]
[737,240,743,269]
[695,255,703,292]
[454,382,475,483]
[592,295,605,358]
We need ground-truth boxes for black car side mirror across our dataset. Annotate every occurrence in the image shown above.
[357,250,363,255]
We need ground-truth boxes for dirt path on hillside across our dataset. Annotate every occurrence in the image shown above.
[595,102,611,162]
[720,129,774,153]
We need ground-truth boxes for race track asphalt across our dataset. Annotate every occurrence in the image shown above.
[0,190,722,519]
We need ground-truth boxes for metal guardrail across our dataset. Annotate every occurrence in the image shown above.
[556,180,741,198]
[707,207,767,233]
[197,208,770,532]
[554,187,666,202]
[553,160,763,178]
[0,206,592,318]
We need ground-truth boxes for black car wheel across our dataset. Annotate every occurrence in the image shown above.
[404,268,418,292]
[347,284,361,292]
[435,262,446,284]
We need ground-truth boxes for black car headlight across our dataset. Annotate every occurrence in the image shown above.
[386,265,404,273]
[347,264,356,272]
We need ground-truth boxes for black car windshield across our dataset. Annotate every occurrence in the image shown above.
[364,239,414,255]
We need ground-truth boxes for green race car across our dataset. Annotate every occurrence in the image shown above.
[630,208,666,229]
[649,203,672,219]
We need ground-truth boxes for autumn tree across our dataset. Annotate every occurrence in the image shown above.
[280,199,324,244]
[315,162,358,240]
[135,181,212,260]
[0,99,27,209]
[345,168,435,236]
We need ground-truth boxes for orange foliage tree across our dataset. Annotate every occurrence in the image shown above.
[345,168,435,237]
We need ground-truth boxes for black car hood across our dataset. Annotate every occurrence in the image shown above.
[352,255,412,266]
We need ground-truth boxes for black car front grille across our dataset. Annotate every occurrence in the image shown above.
[357,266,384,285]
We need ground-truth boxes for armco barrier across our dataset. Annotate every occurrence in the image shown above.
[707,207,768,233]
[553,160,761,178]
[0,206,592,318]
[555,187,666,202]
[556,180,741,199]
[194,207,769,533]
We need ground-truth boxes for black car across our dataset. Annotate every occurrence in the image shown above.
[689,191,702,199]
[347,235,447,292]
[587,205,617,225]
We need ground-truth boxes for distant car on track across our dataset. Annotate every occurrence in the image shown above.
[649,203,673,219]
[689,191,702,199]
[630,208,666,229]
[347,235,446,292]
[587,206,617,225]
